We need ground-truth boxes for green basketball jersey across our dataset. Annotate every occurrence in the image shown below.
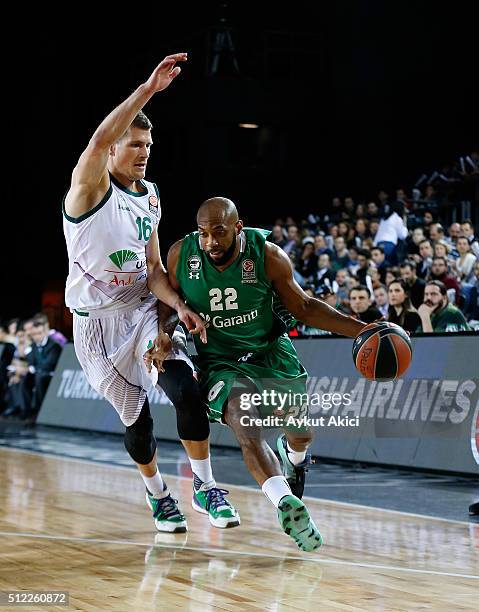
[177,228,291,358]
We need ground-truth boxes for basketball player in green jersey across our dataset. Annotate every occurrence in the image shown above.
[160,197,366,552]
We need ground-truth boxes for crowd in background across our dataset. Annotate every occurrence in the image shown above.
[268,150,479,336]
[0,314,66,423]
[0,151,477,419]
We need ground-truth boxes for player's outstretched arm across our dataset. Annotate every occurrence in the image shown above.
[65,53,188,218]
[265,243,366,338]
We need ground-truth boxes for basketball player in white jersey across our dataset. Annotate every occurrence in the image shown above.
[63,53,239,533]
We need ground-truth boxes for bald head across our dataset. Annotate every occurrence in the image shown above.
[197,197,243,266]
[197,197,238,225]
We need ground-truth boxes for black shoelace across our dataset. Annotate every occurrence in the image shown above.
[204,488,230,512]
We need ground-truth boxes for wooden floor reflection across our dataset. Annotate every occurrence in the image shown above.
[0,448,477,611]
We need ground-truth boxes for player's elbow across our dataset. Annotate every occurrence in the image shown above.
[147,260,166,283]
[89,128,112,151]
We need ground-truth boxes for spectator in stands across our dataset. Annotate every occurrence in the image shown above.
[7,318,19,337]
[385,267,400,287]
[314,253,336,290]
[417,281,470,332]
[314,234,332,258]
[338,221,351,241]
[3,357,33,420]
[396,187,409,206]
[354,218,369,247]
[429,223,446,243]
[0,324,16,414]
[347,245,360,275]
[386,279,421,333]
[373,202,408,264]
[461,220,479,258]
[422,210,434,235]
[371,245,388,282]
[335,269,351,309]
[368,267,382,291]
[355,249,371,285]
[22,318,34,341]
[26,321,62,419]
[269,224,287,249]
[32,313,68,347]
[417,239,433,279]
[355,204,366,218]
[332,236,350,271]
[429,256,462,305]
[316,284,339,309]
[367,201,380,218]
[399,260,425,309]
[466,261,479,323]
[373,285,389,317]
[407,227,426,258]
[1,322,34,418]
[328,197,343,224]
[433,240,454,263]
[377,190,389,209]
[344,197,355,218]
[368,218,380,242]
[349,286,382,323]
[283,224,301,257]
[13,325,32,359]
[455,236,477,283]
[423,186,439,209]
[448,222,461,247]
[329,224,339,238]
[295,238,317,285]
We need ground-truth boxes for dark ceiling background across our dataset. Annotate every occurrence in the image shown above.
[3,1,477,319]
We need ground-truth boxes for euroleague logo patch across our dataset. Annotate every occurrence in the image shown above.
[188,255,201,280]
[242,258,257,283]
[148,195,159,215]
[471,404,479,466]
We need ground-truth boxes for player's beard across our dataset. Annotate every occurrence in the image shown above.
[207,233,237,266]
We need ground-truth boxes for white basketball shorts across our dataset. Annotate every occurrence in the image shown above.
[73,295,193,426]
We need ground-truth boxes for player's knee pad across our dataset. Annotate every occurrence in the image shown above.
[174,376,210,441]
[158,362,209,441]
[124,398,156,464]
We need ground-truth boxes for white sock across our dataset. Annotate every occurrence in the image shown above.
[262,475,292,508]
[141,469,167,498]
[189,457,214,487]
[287,441,307,465]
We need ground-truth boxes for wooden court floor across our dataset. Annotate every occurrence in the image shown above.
[0,447,477,611]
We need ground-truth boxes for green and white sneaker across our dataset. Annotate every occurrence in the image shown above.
[192,480,240,528]
[277,434,311,499]
[146,487,187,533]
[278,494,322,552]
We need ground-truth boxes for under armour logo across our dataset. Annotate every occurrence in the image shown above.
[189,272,200,280]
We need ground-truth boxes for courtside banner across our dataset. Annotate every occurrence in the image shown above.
[296,335,479,474]
[38,336,479,474]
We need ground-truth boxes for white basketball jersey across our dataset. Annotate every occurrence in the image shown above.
[63,174,161,313]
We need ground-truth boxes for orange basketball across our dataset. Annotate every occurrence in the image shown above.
[352,322,412,381]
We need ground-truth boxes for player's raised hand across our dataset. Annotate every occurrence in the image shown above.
[145,53,188,93]
[177,305,207,344]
